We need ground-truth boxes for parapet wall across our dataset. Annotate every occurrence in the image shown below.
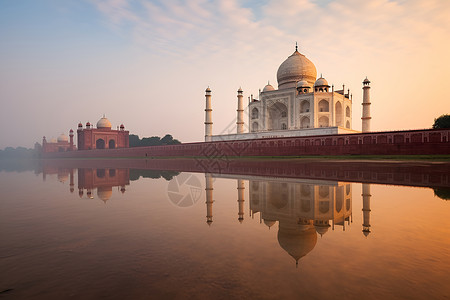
[42,128,450,159]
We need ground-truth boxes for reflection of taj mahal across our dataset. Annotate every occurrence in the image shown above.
[205,174,372,266]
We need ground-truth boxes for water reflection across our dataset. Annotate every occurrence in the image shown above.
[35,161,384,267]
[206,174,357,266]
[77,168,130,202]
[1,158,450,299]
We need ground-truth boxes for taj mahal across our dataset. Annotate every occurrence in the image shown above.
[204,44,372,142]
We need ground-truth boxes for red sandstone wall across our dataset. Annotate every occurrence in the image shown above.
[43,128,450,159]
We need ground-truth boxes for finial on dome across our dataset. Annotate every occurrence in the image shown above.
[295,41,298,52]
[320,73,323,78]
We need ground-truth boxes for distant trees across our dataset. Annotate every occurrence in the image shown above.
[432,114,450,129]
[0,147,37,159]
[129,134,181,147]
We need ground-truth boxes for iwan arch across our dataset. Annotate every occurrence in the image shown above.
[204,44,372,141]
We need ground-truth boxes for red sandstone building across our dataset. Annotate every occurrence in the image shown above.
[42,131,75,153]
[41,116,129,153]
[77,116,129,150]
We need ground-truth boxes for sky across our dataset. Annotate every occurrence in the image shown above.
[1,0,449,149]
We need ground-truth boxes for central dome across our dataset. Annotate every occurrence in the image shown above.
[97,117,112,129]
[277,50,317,90]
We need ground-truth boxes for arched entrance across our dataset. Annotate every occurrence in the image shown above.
[96,139,105,149]
[268,102,288,130]
[109,139,116,149]
[335,102,343,126]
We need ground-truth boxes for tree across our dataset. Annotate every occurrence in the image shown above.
[432,114,450,129]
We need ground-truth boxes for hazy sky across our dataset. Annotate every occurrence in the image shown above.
[1,0,449,149]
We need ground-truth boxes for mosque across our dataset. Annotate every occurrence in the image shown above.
[41,116,129,153]
[204,44,371,141]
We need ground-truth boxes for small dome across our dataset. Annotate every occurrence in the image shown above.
[86,122,91,127]
[97,187,112,202]
[363,77,370,84]
[264,219,277,228]
[277,50,317,89]
[97,117,112,129]
[205,87,211,92]
[263,82,275,92]
[69,129,73,133]
[297,79,310,88]
[237,87,243,93]
[314,76,329,87]
[57,133,68,143]
[78,122,82,127]
[57,173,69,183]
[120,124,124,128]
[314,225,330,236]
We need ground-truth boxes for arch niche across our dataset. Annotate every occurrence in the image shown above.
[319,116,329,128]
[96,139,105,149]
[335,102,343,126]
[251,108,259,119]
[268,102,288,131]
[300,100,310,113]
[318,100,329,112]
[252,122,259,132]
[109,139,116,149]
[301,116,310,129]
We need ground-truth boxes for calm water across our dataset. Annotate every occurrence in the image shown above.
[0,159,449,299]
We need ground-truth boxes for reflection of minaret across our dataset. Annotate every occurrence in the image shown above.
[362,183,371,236]
[69,169,74,193]
[205,174,214,225]
[237,179,245,223]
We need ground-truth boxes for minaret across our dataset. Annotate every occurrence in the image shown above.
[362,183,371,237]
[69,169,74,193]
[361,77,371,132]
[205,173,214,225]
[204,87,213,142]
[236,88,244,134]
[69,129,74,151]
[237,179,245,223]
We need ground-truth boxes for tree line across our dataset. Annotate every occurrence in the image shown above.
[129,134,181,147]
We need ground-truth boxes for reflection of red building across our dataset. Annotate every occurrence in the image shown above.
[42,130,75,153]
[77,116,129,150]
[78,168,130,202]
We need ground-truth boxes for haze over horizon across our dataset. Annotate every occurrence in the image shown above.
[1,0,449,149]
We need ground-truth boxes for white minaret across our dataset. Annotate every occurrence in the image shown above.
[361,77,371,132]
[362,183,371,237]
[236,87,244,134]
[205,87,213,142]
[205,173,214,225]
[237,179,245,223]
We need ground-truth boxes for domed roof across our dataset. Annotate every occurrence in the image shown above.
[277,223,317,265]
[97,187,112,202]
[57,173,69,183]
[297,79,310,88]
[277,50,317,90]
[264,219,277,228]
[363,77,370,84]
[97,117,112,129]
[57,133,68,143]
[263,82,275,92]
[314,76,329,87]
[314,224,330,236]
